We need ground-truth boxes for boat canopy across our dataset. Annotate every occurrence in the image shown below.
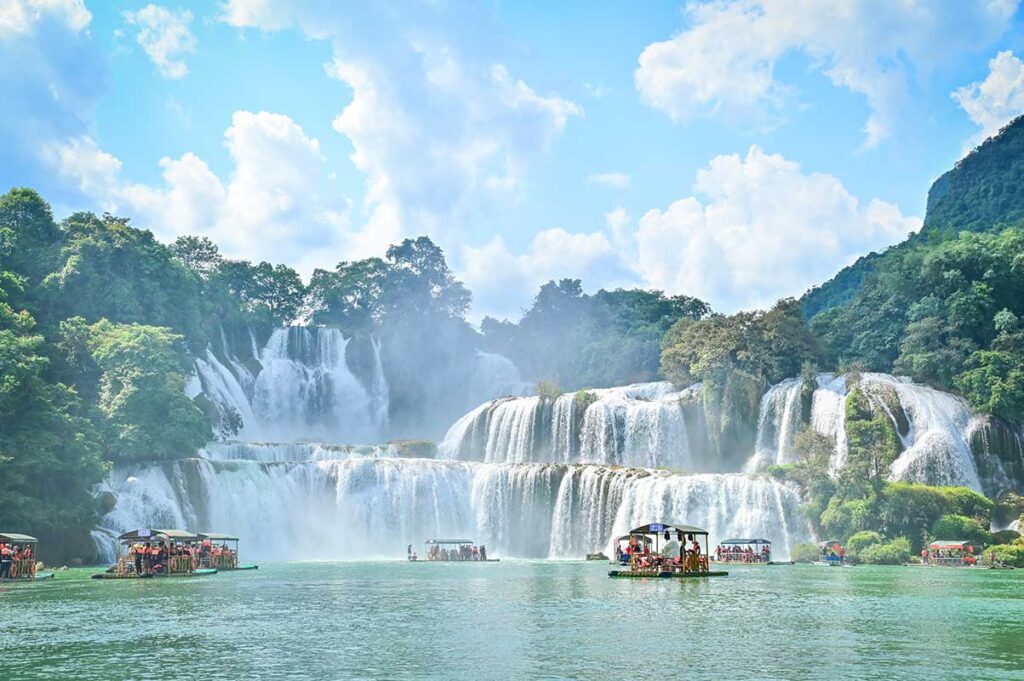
[720,538,771,546]
[425,539,475,545]
[0,532,37,544]
[628,523,708,536]
[118,529,199,542]
[817,540,841,548]
[929,540,976,550]
[198,532,239,542]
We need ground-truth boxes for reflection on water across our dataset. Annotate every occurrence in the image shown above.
[1,563,1023,680]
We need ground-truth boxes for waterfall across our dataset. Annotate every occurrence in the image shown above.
[747,378,804,471]
[439,382,693,469]
[96,457,811,562]
[859,374,981,491]
[810,374,849,471]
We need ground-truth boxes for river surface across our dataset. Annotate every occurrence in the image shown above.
[1,562,1022,680]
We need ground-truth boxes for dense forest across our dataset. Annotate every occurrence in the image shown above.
[6,115,1024,563]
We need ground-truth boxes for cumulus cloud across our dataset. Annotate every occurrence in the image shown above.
[460,229,616,320]
[635,0,1018,147]
[222,1,581,257]
[123,4,196,79]
[49,111,354,275]
[634,146,921,311]
[0,0,90,35]
[589,172,631,189]
[953,50,1024,151]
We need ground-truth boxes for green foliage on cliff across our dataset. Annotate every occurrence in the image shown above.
[924,115,1024,235]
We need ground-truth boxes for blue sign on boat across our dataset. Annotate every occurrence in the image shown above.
[649,524,664,532]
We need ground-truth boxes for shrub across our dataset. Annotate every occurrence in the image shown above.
[931,514,992,545]
[846,530,884,560]
[858,537,912,565]
[987,544,1024,567]
[536,380,562,401]
[573,389,598,412]
[790,542,820,563]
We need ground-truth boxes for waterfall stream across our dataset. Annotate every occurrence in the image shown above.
[96,457,810,562]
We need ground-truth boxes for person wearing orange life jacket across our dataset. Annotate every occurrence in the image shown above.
[0,543,12,579]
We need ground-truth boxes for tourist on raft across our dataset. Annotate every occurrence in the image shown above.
[714,544,772,563]
[0,542,32,579]
[426,544,488,561]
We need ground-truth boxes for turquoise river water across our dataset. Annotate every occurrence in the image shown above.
[1,561,1022,680]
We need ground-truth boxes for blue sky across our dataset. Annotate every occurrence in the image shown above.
[4,1,1024,320]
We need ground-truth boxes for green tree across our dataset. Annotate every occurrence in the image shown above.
[85,320,210,461]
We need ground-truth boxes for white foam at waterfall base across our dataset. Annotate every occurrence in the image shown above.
[95,458,811,562]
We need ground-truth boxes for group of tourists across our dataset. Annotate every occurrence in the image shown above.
[921,547,977,566]
[422,544,488,561]
[618,538,709,574]
[126,539,236,575]
[0,542,35,579]
[714,544,771,563]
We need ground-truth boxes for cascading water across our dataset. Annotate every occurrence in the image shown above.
[439,382,694,469]
[860,373,982,491]
[746,378,804,471]
[95,457,811,562]
[810,374,848,471]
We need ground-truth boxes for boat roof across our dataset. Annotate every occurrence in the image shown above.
[929,540,977,549]
[0,533,37,544]
[425,539,474,545]
[628,523,708,536]
[720,538,771,545]
[118,529,199,542]
[198,532,239,541]
[615,534,653,542]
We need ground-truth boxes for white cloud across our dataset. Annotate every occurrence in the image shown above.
[123,4,196,79]
[460,229,615,320]
[222,1,581,258]
[0,0,90,35]
[589,172,631,189]
[635,0,1018,147]
[634,146,921,311]
[953,50,1024,151]
[49,111,354,275]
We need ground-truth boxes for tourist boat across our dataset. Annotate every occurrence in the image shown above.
[92,529,217,579]
[0,532,52,581]
[713,538,793,565]
[607,523,728,579]
[813,540,849,566]
[197,532,258,570]
[612,533,653,564]
[913,540,984,568]
[415,539,499,562]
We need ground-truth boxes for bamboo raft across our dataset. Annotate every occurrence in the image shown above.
[92,568,218,580]
[608,569,729,579]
